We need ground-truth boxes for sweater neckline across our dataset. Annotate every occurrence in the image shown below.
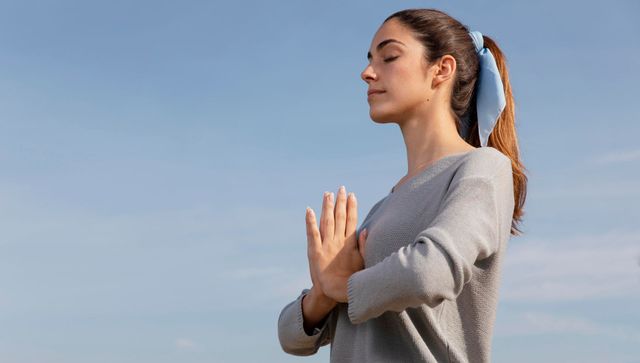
[389,149,478,195]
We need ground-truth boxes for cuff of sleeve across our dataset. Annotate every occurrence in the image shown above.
[347,271,365,325]
[297,290,330,338]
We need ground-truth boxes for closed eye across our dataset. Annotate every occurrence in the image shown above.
[384,56,399,63]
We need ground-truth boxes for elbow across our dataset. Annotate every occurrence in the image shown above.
[414,273,463,309]
[418,285,470,310]
[277,312,320,356]
[277,333,319,356]
[411,262,462,309]
[415,285,448,309]
[280,344,318,357]
[411,239,470,308]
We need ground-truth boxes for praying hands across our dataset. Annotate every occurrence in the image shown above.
[305,185,369,303]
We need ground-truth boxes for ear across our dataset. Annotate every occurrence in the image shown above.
[431,55,456,88]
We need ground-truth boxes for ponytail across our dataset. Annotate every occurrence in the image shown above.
[473,35,528,236]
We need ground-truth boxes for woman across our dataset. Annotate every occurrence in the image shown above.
[278,8,527,363]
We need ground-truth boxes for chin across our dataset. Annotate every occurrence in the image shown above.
[368,104,401,124]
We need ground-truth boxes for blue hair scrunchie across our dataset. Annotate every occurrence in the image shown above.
[461,31,506,147]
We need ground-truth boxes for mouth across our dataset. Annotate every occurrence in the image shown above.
[367,90,386,97]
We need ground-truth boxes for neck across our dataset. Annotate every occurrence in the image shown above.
[397,102,474,176]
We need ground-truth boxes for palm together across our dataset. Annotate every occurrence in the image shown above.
[305,185,369,303]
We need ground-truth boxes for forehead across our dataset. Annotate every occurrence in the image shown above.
[368,18,416,52]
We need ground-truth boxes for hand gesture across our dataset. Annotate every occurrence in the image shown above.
[306,186,363,303]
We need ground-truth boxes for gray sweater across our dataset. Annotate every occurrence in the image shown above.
[277,147,515,363]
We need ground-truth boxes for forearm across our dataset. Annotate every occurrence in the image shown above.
[302,285,338,335]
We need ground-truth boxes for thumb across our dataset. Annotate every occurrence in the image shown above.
[358,228,368,253]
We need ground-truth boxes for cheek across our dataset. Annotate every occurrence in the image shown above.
[390,66,426,102]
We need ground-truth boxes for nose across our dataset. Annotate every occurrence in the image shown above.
[361,63,377,83]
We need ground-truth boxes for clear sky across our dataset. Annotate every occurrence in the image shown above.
[1,0,639,362]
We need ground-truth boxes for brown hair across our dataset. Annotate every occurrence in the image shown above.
[385,8,528,236]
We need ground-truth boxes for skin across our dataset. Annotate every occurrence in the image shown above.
[301,17,476,334]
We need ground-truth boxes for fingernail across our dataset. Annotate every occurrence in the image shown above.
[339,185,345,194]
[330,192,334,202]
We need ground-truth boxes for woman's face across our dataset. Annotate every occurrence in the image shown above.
[361,18,436,123]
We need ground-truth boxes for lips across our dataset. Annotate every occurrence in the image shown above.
[367,90,385,96]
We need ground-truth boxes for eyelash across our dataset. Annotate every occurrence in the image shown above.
[384,56,399,63]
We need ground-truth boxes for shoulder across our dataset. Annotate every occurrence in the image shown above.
[454,147,511,179]
[444,148,515,214]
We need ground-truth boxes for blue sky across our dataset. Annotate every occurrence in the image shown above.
[1,0,639,362]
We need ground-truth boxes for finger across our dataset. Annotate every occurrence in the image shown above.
[345,192,358,242]
[322,191,335,243]
[358,228,367,255]
[334,186,347,238]
[319,192,328,242]
[306,207,321,256]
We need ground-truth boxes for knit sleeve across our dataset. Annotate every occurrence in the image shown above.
[277,288,335,355]
[346,163,513,324]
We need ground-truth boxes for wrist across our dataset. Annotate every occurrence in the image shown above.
[319,275,350,303]
[310,285,338,309]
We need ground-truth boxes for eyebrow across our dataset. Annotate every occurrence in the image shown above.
[367,39,406,60]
